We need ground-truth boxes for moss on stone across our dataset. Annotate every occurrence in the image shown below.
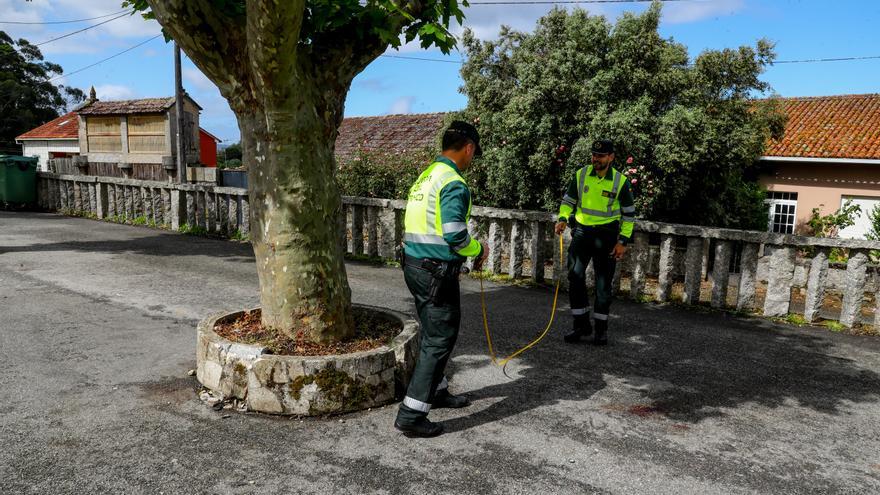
[287,364,380,409]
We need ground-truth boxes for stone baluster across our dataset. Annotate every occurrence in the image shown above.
[228,195,240,234]
[185,190,196,227]
[487,219,504,274]
[349,204,365,255]
[162,188,172,227]
[711,240,733,309]
[630,232,650,300]
[88,183,97,214]
[217,194,229,235]
[196,191,208,229]
[205,192,216,232]
[465,217,480,272]
[840,250,869,328]
[240,195,250,234]
[530,221,546,283]
[378,207,397,259]
[508,220,525,279]
[803,248,829,323]
[143,187,153,222]
[736,243,760,311]
[366,206,379,257]
[683,236,704,305]
[96,182,108,219]
[171,189,185,231]
[656,234,676,302]
[763,246,796,317]
[73,181,83,212]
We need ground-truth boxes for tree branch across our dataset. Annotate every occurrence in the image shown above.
[145,0,251,109]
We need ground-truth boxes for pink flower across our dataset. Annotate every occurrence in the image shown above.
[626,156,634,164]
[631,179,638,185]
[628,168,637,174]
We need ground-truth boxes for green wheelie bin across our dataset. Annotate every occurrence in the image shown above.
[0,155,39,205]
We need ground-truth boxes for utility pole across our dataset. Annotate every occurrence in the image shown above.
[174,42,185,183]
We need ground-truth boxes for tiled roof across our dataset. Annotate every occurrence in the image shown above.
[78,94,203,115]
[765,94,880,160]
[15,112,79,140]
[335,112,447,159]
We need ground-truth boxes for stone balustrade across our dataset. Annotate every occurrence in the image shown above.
[37,173,880,330]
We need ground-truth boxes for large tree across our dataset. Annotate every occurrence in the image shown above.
[457,3,786,229]
[0,31,84,155]
[128,0,467,342]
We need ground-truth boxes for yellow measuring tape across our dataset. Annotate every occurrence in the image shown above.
[479,234,564,370]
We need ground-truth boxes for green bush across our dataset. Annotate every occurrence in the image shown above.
[336,148,434,200]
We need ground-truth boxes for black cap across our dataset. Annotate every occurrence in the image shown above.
[591,139,614,155]
[446,120,482,157]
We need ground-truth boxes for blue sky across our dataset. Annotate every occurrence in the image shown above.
[3,0,879,144]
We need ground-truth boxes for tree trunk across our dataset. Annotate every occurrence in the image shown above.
[239,91,354,343]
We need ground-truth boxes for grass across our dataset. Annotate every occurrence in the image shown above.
[344,253,400,267]
[468,270,538,288]
[823,320,847,333]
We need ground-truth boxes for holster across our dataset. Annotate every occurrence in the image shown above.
[404,254,463,305]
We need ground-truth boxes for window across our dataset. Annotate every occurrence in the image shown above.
[86,116,122,152]
[766,191,798,234]
[128,115,166,153]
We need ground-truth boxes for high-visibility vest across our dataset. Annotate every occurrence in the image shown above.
[568,165,628,226]
[403,161,481,260]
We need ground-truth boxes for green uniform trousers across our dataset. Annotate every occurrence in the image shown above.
[396,262,461,425]
[568,223,618,329]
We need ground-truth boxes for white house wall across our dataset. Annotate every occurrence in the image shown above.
[19,140,80,172]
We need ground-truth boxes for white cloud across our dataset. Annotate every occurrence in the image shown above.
[183,67,216,93]
[388,96,416,115]
[94,84,135,100]
[662,0,745,24]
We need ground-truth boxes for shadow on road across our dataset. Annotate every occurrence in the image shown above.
[441,283,880,433]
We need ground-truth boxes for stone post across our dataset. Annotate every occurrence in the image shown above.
[736,243,759,311]
[683,236,704,305]
[530,221,546,283]
[378,207,396,259]
[349,204,365,255]
[487,220,504,274]
[840,250,869,328]
[95,182,109,219]
[803,249,829,323]
[508,220,525,279]
[240,196,250,235]
[763,246,796,317]
[366,206,379,257]
[656,234,676,302]
[229,195,240,234]
[630,232,650,300]
[711,240,733,309]
[170,188,186,231]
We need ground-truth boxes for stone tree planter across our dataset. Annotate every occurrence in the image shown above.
[196,304,419,415]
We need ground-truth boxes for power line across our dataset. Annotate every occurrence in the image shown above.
[35,11,133,47]
[774,55,880,65]
[468,0,697,3]
[0,9,132,25]
[47,34,162,83]
[381,54,463,63]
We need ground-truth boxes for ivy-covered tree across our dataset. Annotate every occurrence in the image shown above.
[457,2,786,229]
[127,0,468,342]
[0,31,84,154]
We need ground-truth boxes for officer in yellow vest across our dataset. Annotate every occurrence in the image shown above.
[555,139,635,345]
[394,121,489,438]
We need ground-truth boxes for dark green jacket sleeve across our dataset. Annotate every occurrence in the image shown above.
[618,179,635,244]
[558,175,579,222]
[439,181,482,258]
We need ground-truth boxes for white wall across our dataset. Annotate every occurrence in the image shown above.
[839,195,880,240]
[19,140,80,172]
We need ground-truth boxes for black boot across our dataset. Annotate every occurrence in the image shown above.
[592,319,608,346]
[433,389,471,409]
[564,315,593,343]
[394,417,444,438]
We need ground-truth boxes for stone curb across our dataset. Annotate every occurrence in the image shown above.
[196,304,419,415]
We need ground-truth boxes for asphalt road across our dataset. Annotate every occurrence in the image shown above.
[1,211,879,494]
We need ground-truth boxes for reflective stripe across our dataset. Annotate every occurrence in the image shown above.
[453,235,473,251]
[405,232,447,245]
[571,307,590,316]
[442,222,468,234]
[611,169,622,196]
[403,396,432,413]
[579,207,621,218]
[621,205,636,214]
[425,170,461,232]
[622,216,635,222]
[437,376,449,391]
[577,167,589,204]
[593,313,608,321]
[562,194,576,206]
